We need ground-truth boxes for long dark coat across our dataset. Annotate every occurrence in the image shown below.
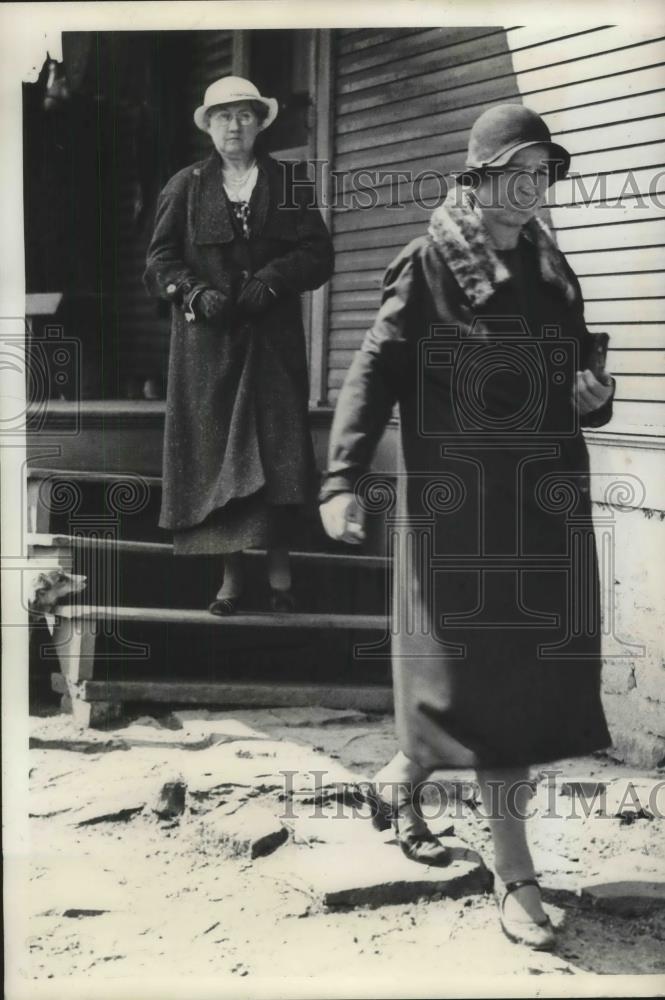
[144,153,334,531]
[322,199,613,769]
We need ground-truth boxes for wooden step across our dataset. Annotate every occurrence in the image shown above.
[51,674,393,712]
[29,533,170,556]
[56,604,389,630]
[27,467,162,487]
[28,533,391,569]
[52,675,394,713]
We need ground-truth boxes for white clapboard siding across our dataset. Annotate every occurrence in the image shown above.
[587,324,665,350]
[338,29,514,95]
[556,219,665,253]
[334,222,427,255]
[333,291,386,312]
[608,351,665,374]
[334,200,442,234]
[554,168,665,207]
[611,400,665,428]
[336,102,515,159]
[332,269,386,291]
[337,27,425,55]
[550,203,662,230]
[524,64,665,115]
[570,142,665,176]
[513,38,665,95]
[558,118,665,157]
[611,376,665,401]
[569,247,665,276]
[580,299,665,323]
[327,26,665,434]
[334,247,407,274]
[330,310,381,331]
[508,25,665,433]
[328,27,519,393]
[337,27,504,75]
[337,78,521,135]
[580,273,665,299]
[545,92,665,135]
[330,329,376,349]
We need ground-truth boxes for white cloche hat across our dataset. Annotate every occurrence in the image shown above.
[194,76,278,132]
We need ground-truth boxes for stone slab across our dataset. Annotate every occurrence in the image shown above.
[604,779,664,819]
[149,738,363,798]
[259,839,491,910]
[30,858,128,917]
[581,879,665,916]
[200,801,289,859]
[559,781,608,798]
[74,792,146,826]
[29,715,127,753]
[291,799,394,846]
[266,707,368,728]
[171,711,271,742]
[30,756,155,825]
[150,775,187,819]
[581,853,665,915]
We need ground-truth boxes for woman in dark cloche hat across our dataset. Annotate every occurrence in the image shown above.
[321,103,615,950]
[145,77,333,613]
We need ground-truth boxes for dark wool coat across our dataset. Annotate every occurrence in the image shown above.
[144,153,334,531]
[321,193,613,769]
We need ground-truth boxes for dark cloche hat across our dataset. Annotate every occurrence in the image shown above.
[456,103,571,187]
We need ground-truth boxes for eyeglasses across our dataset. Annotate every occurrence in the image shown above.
[210,109,257,126]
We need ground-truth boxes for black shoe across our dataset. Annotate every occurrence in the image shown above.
[208,596,240,616]
[269,588,297,613]
[355,782,394,832]
[394,804,452,867]
[358,782,451,866]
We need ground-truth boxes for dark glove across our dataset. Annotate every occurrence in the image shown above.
[237,276,277,317]
[185,288,229,323]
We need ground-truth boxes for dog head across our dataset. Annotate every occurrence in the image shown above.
[28,568,87,614]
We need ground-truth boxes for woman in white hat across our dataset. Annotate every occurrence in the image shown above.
[145,77,333,613]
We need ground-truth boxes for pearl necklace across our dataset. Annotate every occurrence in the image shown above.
[223,161,256,189]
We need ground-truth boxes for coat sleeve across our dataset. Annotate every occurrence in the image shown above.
[319,250,417,501]
[143,173,227,308]
[579,323,616,429]
[254,184,334,295]
[565,264,616,429]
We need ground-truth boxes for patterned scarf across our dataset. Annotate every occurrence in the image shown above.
[427,188,578,309]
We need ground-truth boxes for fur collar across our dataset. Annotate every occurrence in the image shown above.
[427,188,578,309]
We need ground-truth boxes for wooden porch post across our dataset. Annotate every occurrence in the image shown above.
[51,616,121,727]
[232,32,250,76]
[309,29,333,408]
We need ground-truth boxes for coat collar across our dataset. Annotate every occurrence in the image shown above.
[193,153,277,244]
[427,188,578,309]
